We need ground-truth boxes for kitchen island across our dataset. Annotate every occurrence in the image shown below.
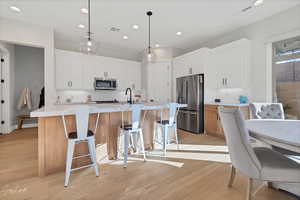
[31,102,186,177]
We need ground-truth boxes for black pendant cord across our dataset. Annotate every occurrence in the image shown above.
[148,13,150,53]
[88,0,91,40]
[147,11,152,54]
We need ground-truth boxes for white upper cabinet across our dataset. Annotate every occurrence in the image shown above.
[205,38,251,90]
[146,61,172,103]
[173,48,209,100]
[173,48,209,78]
[55,49,84,90]
[172,39,251,102]
[104,57,141,91]
[55,49,141,91]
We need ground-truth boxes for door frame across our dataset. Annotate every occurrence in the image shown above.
[0,51,2,133]
[0,44,10,133]
[266,29,300,102]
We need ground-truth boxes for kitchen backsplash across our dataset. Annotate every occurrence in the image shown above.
[55,89,145,104]
[205,88,251,104]
[56,88,249,105]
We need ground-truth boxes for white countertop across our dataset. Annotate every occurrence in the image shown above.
[31,103,187,118]
[205,102,249,107]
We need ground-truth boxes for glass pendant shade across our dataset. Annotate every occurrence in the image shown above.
[145,47,156,62]
[80,37,98,54]
[87,39,92,47]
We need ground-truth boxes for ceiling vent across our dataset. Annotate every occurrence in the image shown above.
[241,6,252,12]
[284,41,300,48]
[110,27,120,32]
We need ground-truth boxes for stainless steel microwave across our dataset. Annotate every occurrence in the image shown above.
[94,78,117,90]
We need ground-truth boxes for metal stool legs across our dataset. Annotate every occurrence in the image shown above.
[65,140,75,187]
[88,138,99,177]
[139,130,147,161]
[122,129,146,168]
[64,138,99,187]
[123,131,129,168]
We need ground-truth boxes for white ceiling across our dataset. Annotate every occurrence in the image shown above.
[1,0,300,61]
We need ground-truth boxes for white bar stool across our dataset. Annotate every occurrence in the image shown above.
[118,104,146,168]
[154,103,179,155]
[62,106,100,187]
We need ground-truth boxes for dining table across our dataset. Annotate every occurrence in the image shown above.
[246,119,300,154]
[246,119,300,196]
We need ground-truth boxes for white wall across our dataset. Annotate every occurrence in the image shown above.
[0,17,55,107]
[192,5,300,102]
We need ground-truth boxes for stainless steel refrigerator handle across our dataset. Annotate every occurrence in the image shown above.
[197,75,200,106]
[185,80,188,103]
[179,110,197,115]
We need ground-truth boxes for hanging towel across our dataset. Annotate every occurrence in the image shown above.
[17,88,32,110]
[38,87,45,108]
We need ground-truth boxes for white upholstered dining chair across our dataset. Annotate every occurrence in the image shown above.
[218,107,300,200]
[249,103,284,120]
[62,106,100,187]
[249,102,300,156]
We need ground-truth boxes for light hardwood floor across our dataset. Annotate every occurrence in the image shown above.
[0,128,297,200]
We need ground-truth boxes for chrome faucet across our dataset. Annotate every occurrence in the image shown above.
[125,88,133,104]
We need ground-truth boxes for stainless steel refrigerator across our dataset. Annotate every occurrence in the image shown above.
[176,74,204,134]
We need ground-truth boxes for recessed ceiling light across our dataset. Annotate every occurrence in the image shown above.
[254,0,264,7]
[80,8,88,14]
[176,31,182,36]
[110,27,120,32]
[78,24,85,29]
[10,6,21,13]
[132,25,139,30]
[123,35,129,40]
[155,44,160,47]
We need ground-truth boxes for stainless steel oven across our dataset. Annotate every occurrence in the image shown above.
[94,78,117,90]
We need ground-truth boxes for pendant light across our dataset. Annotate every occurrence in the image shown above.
[146,11,155,62]
[80,0,98,54]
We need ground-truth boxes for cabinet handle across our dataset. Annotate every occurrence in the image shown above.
[68,81,72,87]
[225,78,228,86]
